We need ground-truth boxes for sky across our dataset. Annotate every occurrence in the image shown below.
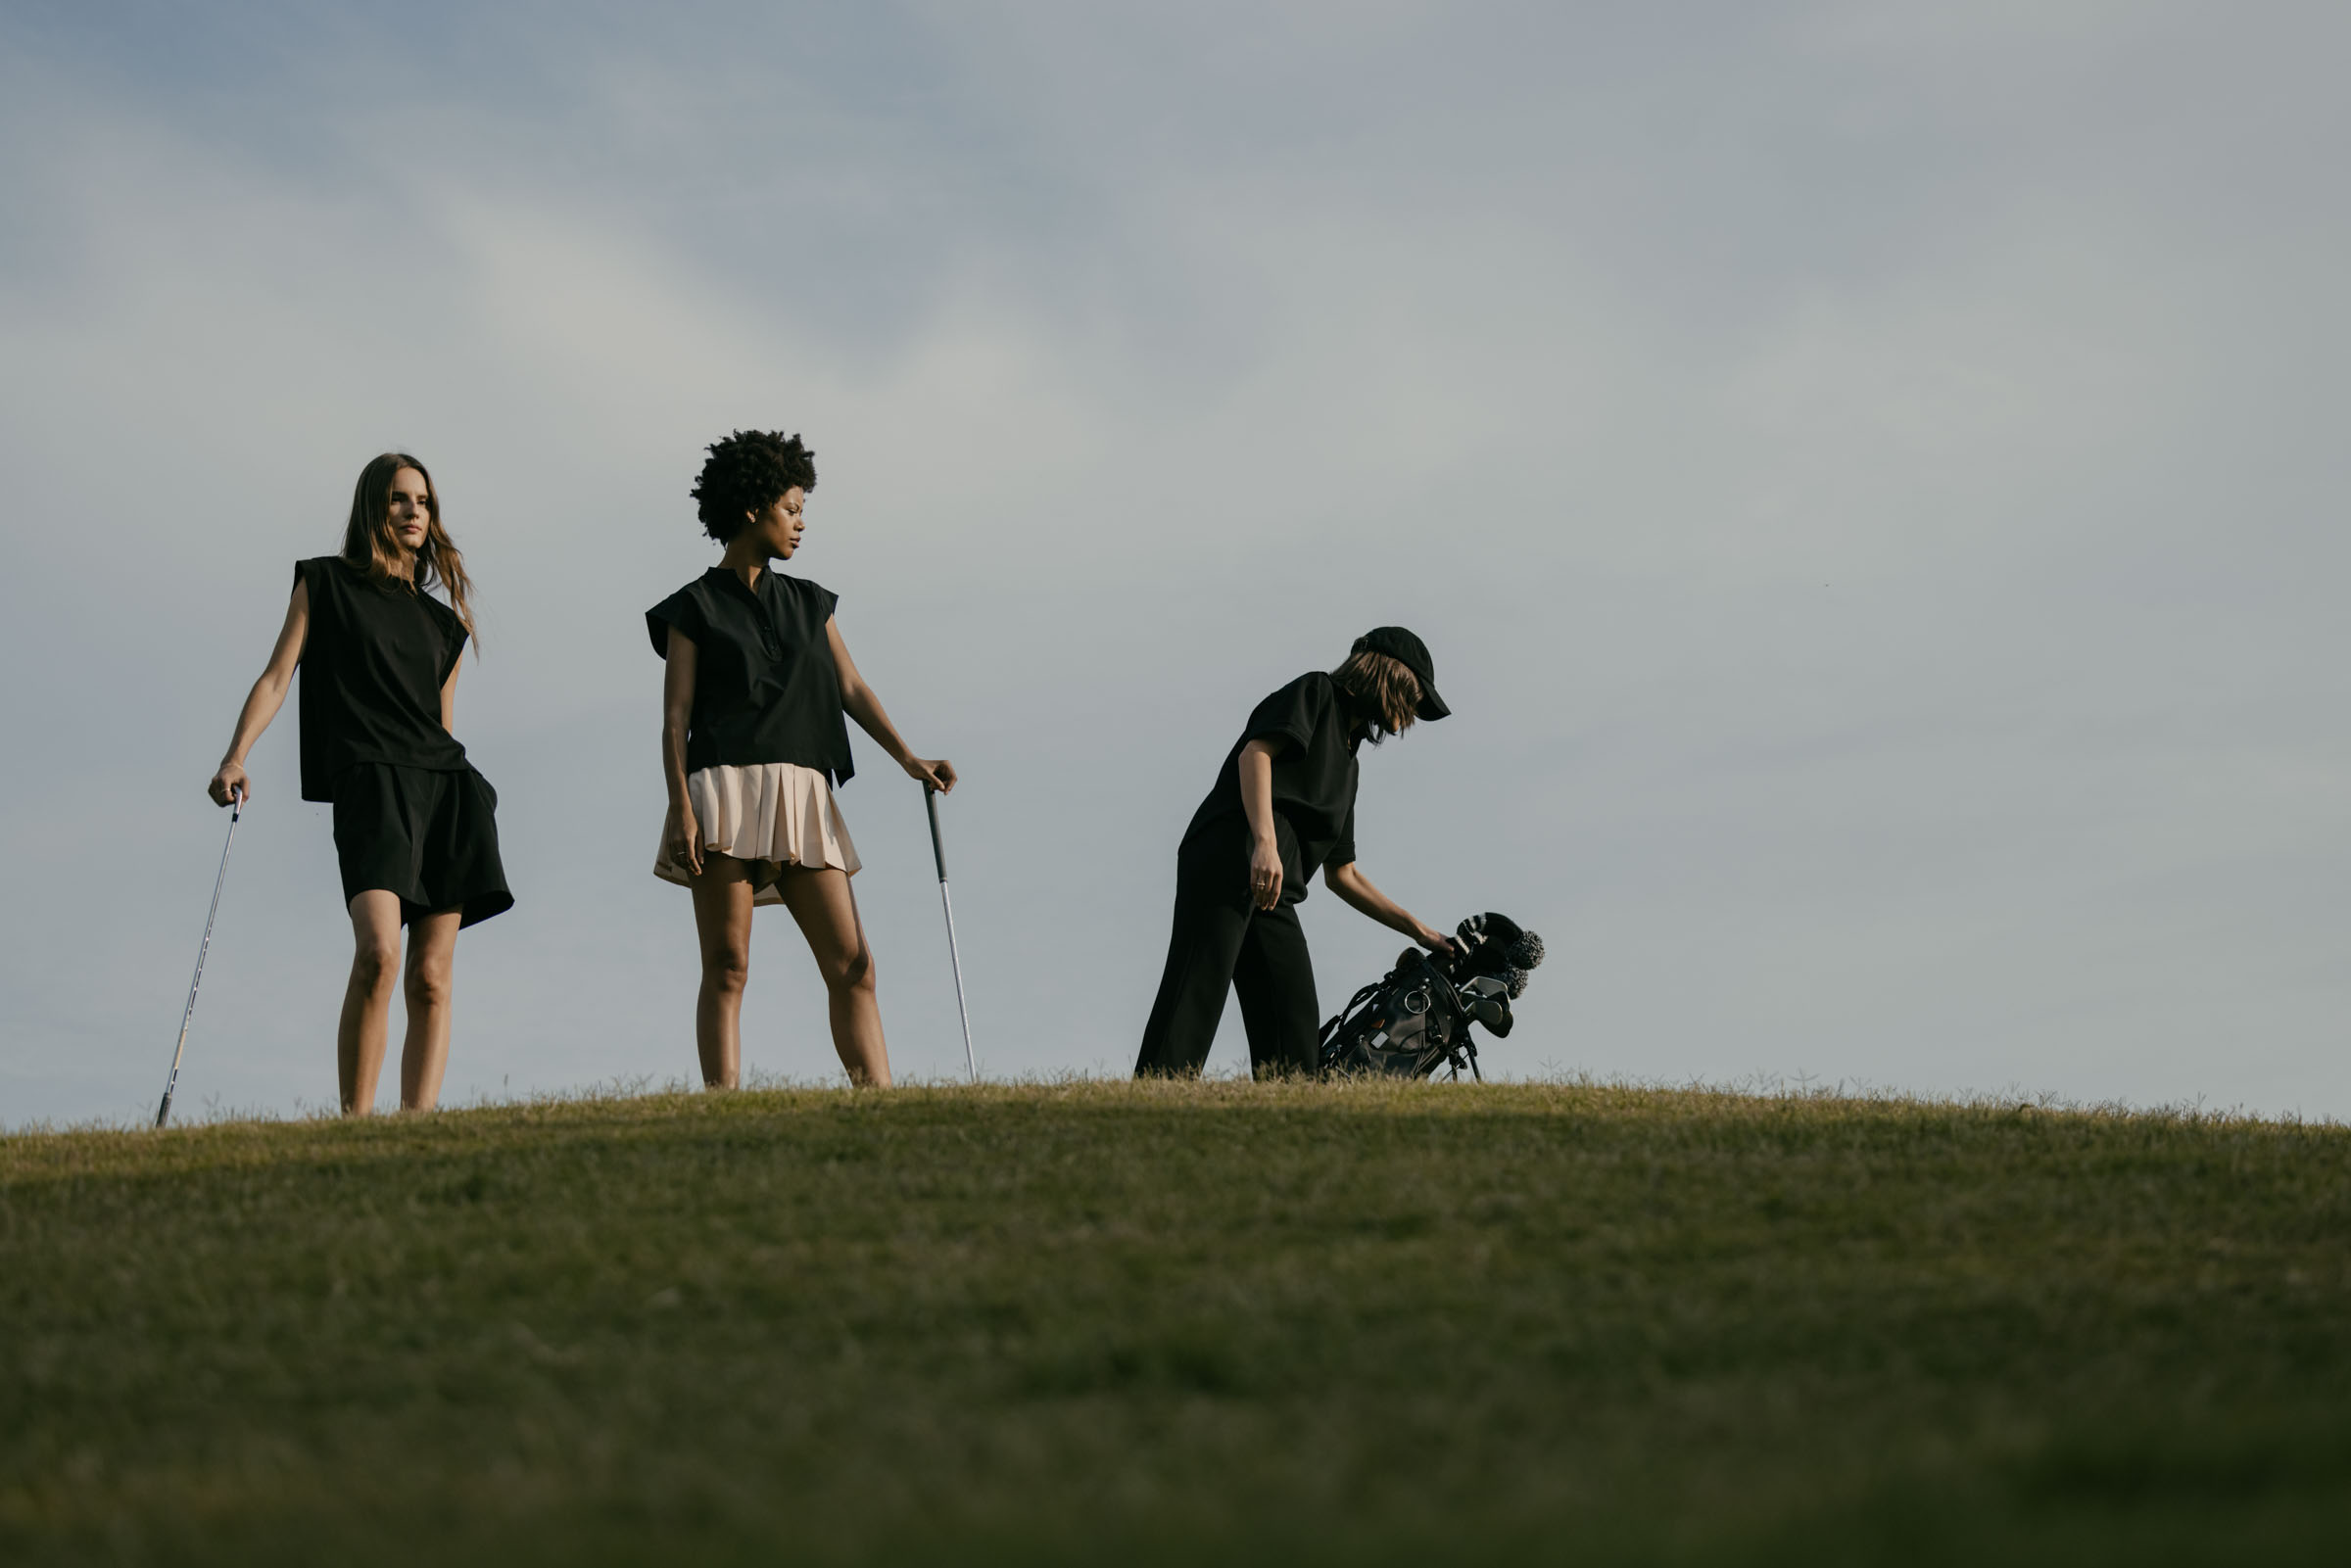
[2,1,2346,1126]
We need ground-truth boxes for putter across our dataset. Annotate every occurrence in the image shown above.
[925,784,978,1081]
[157,795,243,1128]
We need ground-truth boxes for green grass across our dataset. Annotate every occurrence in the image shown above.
[4,1079,2349,1564]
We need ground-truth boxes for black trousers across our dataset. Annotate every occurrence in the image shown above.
[1134,822,1322,1078]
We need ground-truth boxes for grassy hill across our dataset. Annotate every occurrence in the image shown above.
[4,1079,2348,1565]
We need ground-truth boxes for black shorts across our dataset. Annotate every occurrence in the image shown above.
[331,763,513,927]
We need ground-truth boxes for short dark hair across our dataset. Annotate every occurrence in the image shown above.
[692,430,817,543]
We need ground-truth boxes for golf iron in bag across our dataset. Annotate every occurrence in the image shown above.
[1318,912,1546,1081]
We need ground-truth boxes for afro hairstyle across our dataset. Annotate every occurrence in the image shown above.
[692,429,817,543]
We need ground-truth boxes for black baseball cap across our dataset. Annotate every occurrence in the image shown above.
[1352,626,1450,721]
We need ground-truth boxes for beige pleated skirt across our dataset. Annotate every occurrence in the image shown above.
[654,762,860,906]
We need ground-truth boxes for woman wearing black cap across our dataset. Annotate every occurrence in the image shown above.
[1136,628,1455,1078]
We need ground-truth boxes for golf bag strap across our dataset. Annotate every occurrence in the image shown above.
[1319,981,1386,1049]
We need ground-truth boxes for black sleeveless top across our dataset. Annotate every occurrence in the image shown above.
[295,556,470,802]
[646,568,856,786]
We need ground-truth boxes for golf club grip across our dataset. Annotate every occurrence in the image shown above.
[925,785,947,881]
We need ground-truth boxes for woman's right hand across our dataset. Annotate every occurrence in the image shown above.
[1248,833,1284,910]
[665,802,704,878]
[209,762,249,808]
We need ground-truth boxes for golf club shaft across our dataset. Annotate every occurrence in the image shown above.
[926,786,978,1081]
[158,798,242,1128]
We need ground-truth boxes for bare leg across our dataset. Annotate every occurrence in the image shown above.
[339,891,405,1116]
[775,866,889,1087]
[400,908,463,1112]
[689,855,756,1089]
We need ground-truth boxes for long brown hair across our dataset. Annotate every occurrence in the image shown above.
[1330,649,1420,741]
[341,451,476,642]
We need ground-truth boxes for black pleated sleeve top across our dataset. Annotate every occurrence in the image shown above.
[646,567,857,787]
[294,556,471,802]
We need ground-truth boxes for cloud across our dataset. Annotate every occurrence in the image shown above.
[3,2,2348,1125]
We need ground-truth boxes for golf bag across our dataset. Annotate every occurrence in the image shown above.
[1318,912,1546,1080]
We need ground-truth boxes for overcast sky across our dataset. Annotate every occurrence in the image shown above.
[3,2,2346,1126]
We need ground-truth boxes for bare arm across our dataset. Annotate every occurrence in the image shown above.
[1325,859,1456,956]
[1240,737,1286,910]
[208,580,311,806]
[660,631,702,876]
[828,617,955,793]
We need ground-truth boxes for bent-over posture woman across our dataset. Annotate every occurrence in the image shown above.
[209,452,512,1114]
[1136,628,1454,1078]
[649,429,954,1088]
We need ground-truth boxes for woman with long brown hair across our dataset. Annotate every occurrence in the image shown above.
[207,452,511,1115]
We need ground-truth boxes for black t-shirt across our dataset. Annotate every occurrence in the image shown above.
[646,567,856,785]
[294,556,470,802]
[1181,671,1363,901]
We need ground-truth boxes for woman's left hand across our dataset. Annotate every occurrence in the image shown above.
[1412,922,1458,958]
[903,756,957,792]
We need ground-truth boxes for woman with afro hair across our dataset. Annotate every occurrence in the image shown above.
[648,429,955,1088]
[207,452,512,1114]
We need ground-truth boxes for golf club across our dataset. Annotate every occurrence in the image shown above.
[157,794,243,1128]
[925,784,978,1081]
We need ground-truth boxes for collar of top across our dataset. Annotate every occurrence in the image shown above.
[709,564,771,598]
[708,567,784,657]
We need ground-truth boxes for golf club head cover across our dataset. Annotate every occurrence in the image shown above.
[1456,912,1523,951]
[1455,913,1540,974]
